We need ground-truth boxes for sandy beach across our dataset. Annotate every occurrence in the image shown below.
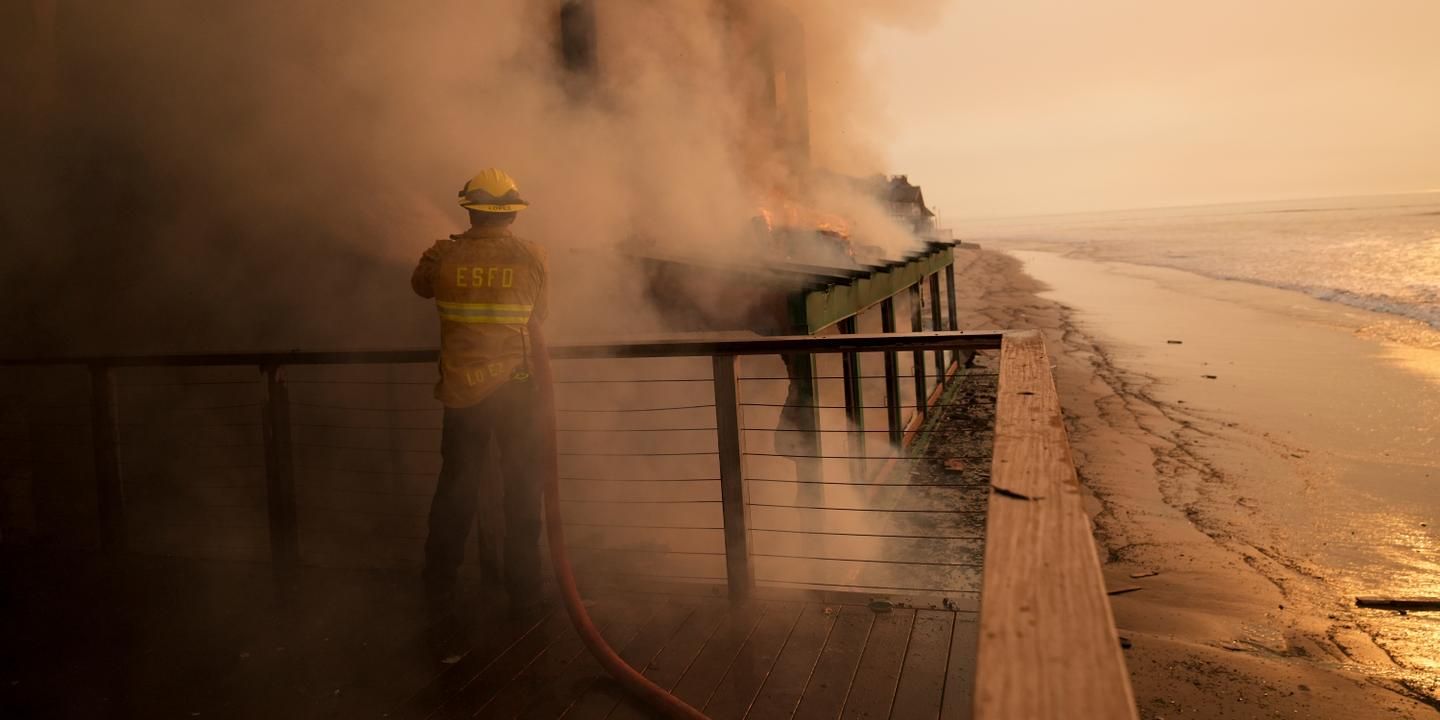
[952,247,1440,719]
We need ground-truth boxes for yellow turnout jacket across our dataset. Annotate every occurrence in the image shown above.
[411,225,548,408]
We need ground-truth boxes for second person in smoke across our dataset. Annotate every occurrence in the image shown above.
[411,168,549,636]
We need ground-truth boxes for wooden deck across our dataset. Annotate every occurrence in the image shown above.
[398,586,977,720]
[0,550,977,720]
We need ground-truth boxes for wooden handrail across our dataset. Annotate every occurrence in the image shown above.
[0,331,1003,368]
[974,330,1138,719]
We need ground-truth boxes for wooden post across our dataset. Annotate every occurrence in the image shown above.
[909,283,927,417]
[89,365,125,551]
[945,262,961,368]
[929,273,945,380]
[837,317,866,480]
[711,355,752,601]
[262,365,299,570]
[880,298,903,446]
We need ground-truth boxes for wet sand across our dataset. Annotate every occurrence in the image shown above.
[951,248,1440,719]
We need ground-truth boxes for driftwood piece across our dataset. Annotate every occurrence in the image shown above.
[1356,597,1440,611]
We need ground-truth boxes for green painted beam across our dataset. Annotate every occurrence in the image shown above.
[800,246,954,333]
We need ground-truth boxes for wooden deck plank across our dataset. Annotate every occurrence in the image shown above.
[602,598,731,720]
[939,614,978,720]
[396,612,555,719]
[701,601,806,719]
[558,599,701,720]
[474,599,647,720]
[974,331,1137,720]
[791,606,875,720]
[515,599,667,720]
[838,609,916,720]
[428,611,575,720]
[889,610,955,720]
[665,602,771,710]
[744,603,841,720]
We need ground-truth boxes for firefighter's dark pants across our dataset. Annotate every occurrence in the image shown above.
[422,380,543,612]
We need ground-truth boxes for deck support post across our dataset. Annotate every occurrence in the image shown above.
[89,364,125,552]
[929,273,945,380]
[880,298,903,446]
[838,317,866,481]
[711,354,753,601]
[945,262,961,368]
[262,365,299,572]
[909,283,927,418]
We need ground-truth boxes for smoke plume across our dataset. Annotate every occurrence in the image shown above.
[1,0,943,354]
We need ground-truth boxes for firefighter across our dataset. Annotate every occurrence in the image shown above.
[412,168,549,636]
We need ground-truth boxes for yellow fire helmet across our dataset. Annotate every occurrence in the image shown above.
[457,168,530,213]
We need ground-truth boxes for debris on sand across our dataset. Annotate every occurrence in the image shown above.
[1107,585,1143,596]
[1355,596,1440,611]
[1166,340,1183,345]
[1129,570,1160,579]
[1202,374,1219,379]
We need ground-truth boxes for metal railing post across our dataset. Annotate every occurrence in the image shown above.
[711,354,752,601]
[262,364,299,571]
[838,317,866,480]
[880,298,903,446]
[929,273,945,380]
[89,364,125,551]
[946,262,961,368]
[910,283,927,417]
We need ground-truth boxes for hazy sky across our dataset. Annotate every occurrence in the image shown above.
[866,0,1440,219]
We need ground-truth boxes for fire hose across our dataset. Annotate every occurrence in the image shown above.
[528,326,710,720]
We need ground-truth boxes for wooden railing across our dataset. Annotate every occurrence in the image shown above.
[1,329,1138,718]
[975,331,1138,720]
[0,332,1000,584]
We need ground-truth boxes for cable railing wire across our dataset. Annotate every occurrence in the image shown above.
[748,502,986,514]
[298,464,436,478]
[558,450,718,458]
[751,552,983,569]
[750,527,984,541]
[737,371,999,381]
[560,477,719,484]
[752,427,993,435]
[747,477,988,489]
[557,403,715,414]
[293,440,440,455]
[561,521,725,532]
[740,401,991,410]
[564,546,725,557]
[292,402,439,412]
[744,452,991,461]
[295,422,441,431]
[118,380,259,388]
[557,427,718,433]
[561,498,722,506]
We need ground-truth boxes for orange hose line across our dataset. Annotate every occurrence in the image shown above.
[530,326,711,720]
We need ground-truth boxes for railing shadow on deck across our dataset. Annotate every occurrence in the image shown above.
[0,329,1136,719]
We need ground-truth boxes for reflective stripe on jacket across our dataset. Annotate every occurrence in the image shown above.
[411,225,548,408]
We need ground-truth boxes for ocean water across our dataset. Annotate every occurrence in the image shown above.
[960,193,1440,346]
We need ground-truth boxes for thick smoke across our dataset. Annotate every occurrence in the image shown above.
[2,0,942,355]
